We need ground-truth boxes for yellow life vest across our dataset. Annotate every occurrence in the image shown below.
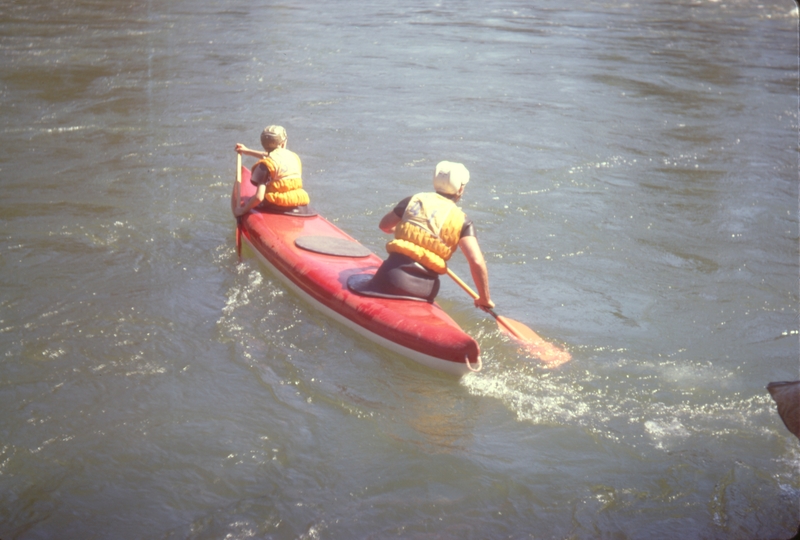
[385,192,465,274]
[253,147,310,207]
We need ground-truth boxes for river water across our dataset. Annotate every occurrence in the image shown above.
[1,0,798,538]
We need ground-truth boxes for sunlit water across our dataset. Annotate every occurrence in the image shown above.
[1,0,798,538]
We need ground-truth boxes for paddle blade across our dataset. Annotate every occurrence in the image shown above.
[495,314,572,367]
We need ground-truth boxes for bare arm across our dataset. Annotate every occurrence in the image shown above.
[378,210,401,233]
[458,235,494,310]
[233,184,267,217]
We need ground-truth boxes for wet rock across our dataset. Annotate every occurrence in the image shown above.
[767,381,800,440]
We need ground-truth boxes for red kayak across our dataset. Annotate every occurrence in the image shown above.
[232,163,481,375]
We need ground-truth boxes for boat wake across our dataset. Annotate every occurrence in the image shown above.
[461,353,787,454]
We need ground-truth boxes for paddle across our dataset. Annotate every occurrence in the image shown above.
[446,268,571,367]
[234,152,242,262]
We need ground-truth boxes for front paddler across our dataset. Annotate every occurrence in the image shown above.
[233,125,312,216]
[358,161,494,309]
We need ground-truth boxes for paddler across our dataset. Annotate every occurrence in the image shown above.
[233,125,312,216]
[355,161,494,310]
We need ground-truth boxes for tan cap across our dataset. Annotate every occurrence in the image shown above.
[260,125,287,150]
[433,161,470,195]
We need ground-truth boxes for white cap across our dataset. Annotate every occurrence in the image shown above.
[433,161,470,195]
[260,125,287,150]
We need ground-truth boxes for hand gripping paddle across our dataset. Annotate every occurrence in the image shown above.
[446,268,571,367]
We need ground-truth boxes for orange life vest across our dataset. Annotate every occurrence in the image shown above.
[385,192,465,274]
[252,147,310,207]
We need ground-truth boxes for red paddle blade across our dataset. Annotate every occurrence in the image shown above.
[495,315,572,367]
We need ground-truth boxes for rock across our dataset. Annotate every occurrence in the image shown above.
[767,381,800,440]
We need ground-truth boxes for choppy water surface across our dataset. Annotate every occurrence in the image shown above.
[1,0,798,538]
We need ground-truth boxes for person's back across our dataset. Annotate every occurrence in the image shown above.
[350,161,493,310]
[385,191,465,276]
[251,145,308,208]
[234,125,311,216]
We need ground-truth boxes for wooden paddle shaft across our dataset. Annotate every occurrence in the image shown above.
[235,152,242,205]
[446,267,503,318]
[235,152,242,261]
[446,267,540,342]
[446,267,571,366]
[446,267,504,321]
[446,268,479,300]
